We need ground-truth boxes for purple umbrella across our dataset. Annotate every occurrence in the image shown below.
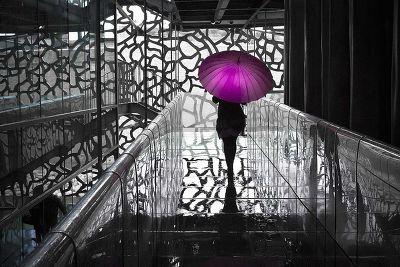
[198,50,273,103]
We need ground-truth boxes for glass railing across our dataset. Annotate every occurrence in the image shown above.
[247,98,400,265]
[19,93,400,266]
[21,93,183,267]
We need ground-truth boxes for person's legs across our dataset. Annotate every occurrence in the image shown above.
[222,181,238,213]
[222,136,238,181]
[221,136,239,212]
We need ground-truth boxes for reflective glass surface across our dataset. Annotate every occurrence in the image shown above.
[0,0,118,264]
[21,93,400,267]
[248,98,400,266]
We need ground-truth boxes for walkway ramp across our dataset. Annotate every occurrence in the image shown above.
[21,94,400,267]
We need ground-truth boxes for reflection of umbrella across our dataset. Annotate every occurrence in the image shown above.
[198,50,273,103]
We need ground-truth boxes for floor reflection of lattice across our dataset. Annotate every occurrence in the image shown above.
[179,128,265,215]
[168,128,294,265]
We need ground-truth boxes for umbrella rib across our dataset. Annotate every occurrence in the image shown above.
[202,67,232,89]
[208,71,231,95]
[240,63,270,96]
[204,69,232,94]
[201,66,226,80]
[250,70,269,93]
[201,62,236,76]
[242,66,268,85]
[242,67,264,100]
[239,66,251,102]
[201,67,231,85]
[241,61,269,84]
[200,63,240,89]
[200,61,239,78]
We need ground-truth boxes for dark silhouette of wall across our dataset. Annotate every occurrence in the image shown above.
[285,0,400,147]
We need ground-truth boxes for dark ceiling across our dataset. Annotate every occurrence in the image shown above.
[0,0,284,33]
[173,0,284,30]
[0,0,106,33]
[124,0,284,30]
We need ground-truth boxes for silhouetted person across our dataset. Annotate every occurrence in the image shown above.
[212,96,246,213]
[23,186,67,243]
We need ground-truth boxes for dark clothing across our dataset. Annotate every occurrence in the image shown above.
[222,136,237,180]
[23,195,67,243]
[212,96,246,139]
[213,96,243,212]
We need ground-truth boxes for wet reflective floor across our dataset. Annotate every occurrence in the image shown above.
[179,128,256,214]
[152,128,393,266]
[156,128,290,266]
[154,129,334,266]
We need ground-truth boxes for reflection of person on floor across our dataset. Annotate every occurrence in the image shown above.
[23,186,67,243]
[212,96,246,212]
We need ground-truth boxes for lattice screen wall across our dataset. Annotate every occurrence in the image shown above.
[117,5,284,129]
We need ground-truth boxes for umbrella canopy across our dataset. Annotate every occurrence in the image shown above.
[198,50,273,103]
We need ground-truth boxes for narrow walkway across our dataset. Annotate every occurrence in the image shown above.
[179,128,253,214]
[161,128,293,266]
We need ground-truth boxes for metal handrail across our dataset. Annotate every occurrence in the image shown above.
[21,93,183,267]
